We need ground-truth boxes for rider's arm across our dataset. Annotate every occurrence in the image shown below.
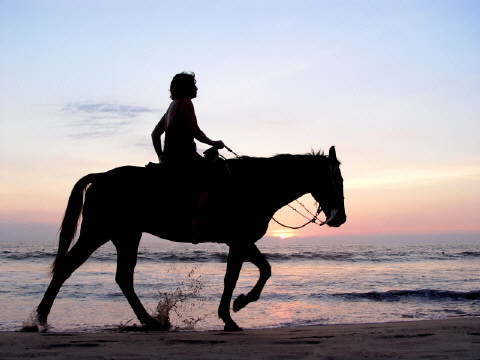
[182,99,225,149]
[151,114,166,161]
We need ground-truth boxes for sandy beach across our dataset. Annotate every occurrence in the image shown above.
[0,317,478,359]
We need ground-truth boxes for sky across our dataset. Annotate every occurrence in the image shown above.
[1,0,479,244]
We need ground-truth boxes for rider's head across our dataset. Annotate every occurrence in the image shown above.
[170,72,197,100]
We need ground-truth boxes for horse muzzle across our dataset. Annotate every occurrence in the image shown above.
[325,209,346,227]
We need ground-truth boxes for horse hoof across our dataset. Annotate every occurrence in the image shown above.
[224,321,243,332]
[35,313,49,333]
[233,294,248,312]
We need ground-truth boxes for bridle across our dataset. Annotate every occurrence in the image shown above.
[271,164,340,230]
[271,200,336,229]
[223,146,340,230]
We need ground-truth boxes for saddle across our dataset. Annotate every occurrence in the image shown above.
[145,147,230,190]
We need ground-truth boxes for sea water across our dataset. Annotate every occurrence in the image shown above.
[0,239,478,332]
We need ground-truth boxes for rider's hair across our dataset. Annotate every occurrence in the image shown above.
[170,72,196,100]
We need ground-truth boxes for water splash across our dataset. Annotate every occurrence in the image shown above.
[152,267,209,330]
[20,311,49,332]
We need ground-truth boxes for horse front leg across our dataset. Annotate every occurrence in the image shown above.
[218,245,245,331]
[233,244,271,312]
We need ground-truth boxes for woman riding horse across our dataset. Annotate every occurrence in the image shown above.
[151,72,225,240]
[33,75,346,332]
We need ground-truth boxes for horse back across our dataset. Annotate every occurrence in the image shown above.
[81,164,199,238]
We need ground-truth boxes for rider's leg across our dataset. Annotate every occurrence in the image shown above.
[191,191,213,240]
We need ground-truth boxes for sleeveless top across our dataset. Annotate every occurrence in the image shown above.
[163,100,197,164]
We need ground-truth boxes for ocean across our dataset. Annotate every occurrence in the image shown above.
[1,239,479,332]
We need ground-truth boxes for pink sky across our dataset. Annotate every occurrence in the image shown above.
[1,1,479,244]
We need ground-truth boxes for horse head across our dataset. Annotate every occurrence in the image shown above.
[311,146,346,228]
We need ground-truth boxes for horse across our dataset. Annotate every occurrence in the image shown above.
[35,146,346,331]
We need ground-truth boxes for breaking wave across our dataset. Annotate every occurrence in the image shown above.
[329,289,480,302]
[3,247,478,263]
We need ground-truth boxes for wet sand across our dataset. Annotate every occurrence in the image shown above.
[1,317,479,359]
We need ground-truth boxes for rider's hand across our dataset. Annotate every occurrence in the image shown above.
[212,140,225,149]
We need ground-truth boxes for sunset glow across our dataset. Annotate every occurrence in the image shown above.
[269,229,296,240]
[1,1,479,244]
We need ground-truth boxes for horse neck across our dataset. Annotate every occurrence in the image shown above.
[231,154,324,213]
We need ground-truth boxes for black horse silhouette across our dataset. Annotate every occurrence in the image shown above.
[35,146,346,331]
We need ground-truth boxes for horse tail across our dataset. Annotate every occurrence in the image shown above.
[50,173,98,276]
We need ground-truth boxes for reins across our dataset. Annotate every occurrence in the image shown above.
[221,146,334,229]
[224,145,240,159]
[271,201,326,229]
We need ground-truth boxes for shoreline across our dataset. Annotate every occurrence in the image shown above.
[1,317,479,359]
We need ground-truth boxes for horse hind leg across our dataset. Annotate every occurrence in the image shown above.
[35,231,109,331]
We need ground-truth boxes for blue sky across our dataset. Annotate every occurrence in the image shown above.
[1,0,479,242]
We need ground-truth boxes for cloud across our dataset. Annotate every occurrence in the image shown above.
[61,101,156,138]
[63,102,154,118]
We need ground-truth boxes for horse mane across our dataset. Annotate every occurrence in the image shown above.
[309,149,325,157]
[237,149,326,161]
[225,151,332,185]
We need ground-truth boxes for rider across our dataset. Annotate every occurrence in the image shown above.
[151,72,225,240]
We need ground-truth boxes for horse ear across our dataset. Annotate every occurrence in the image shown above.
[329,146,337,161]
